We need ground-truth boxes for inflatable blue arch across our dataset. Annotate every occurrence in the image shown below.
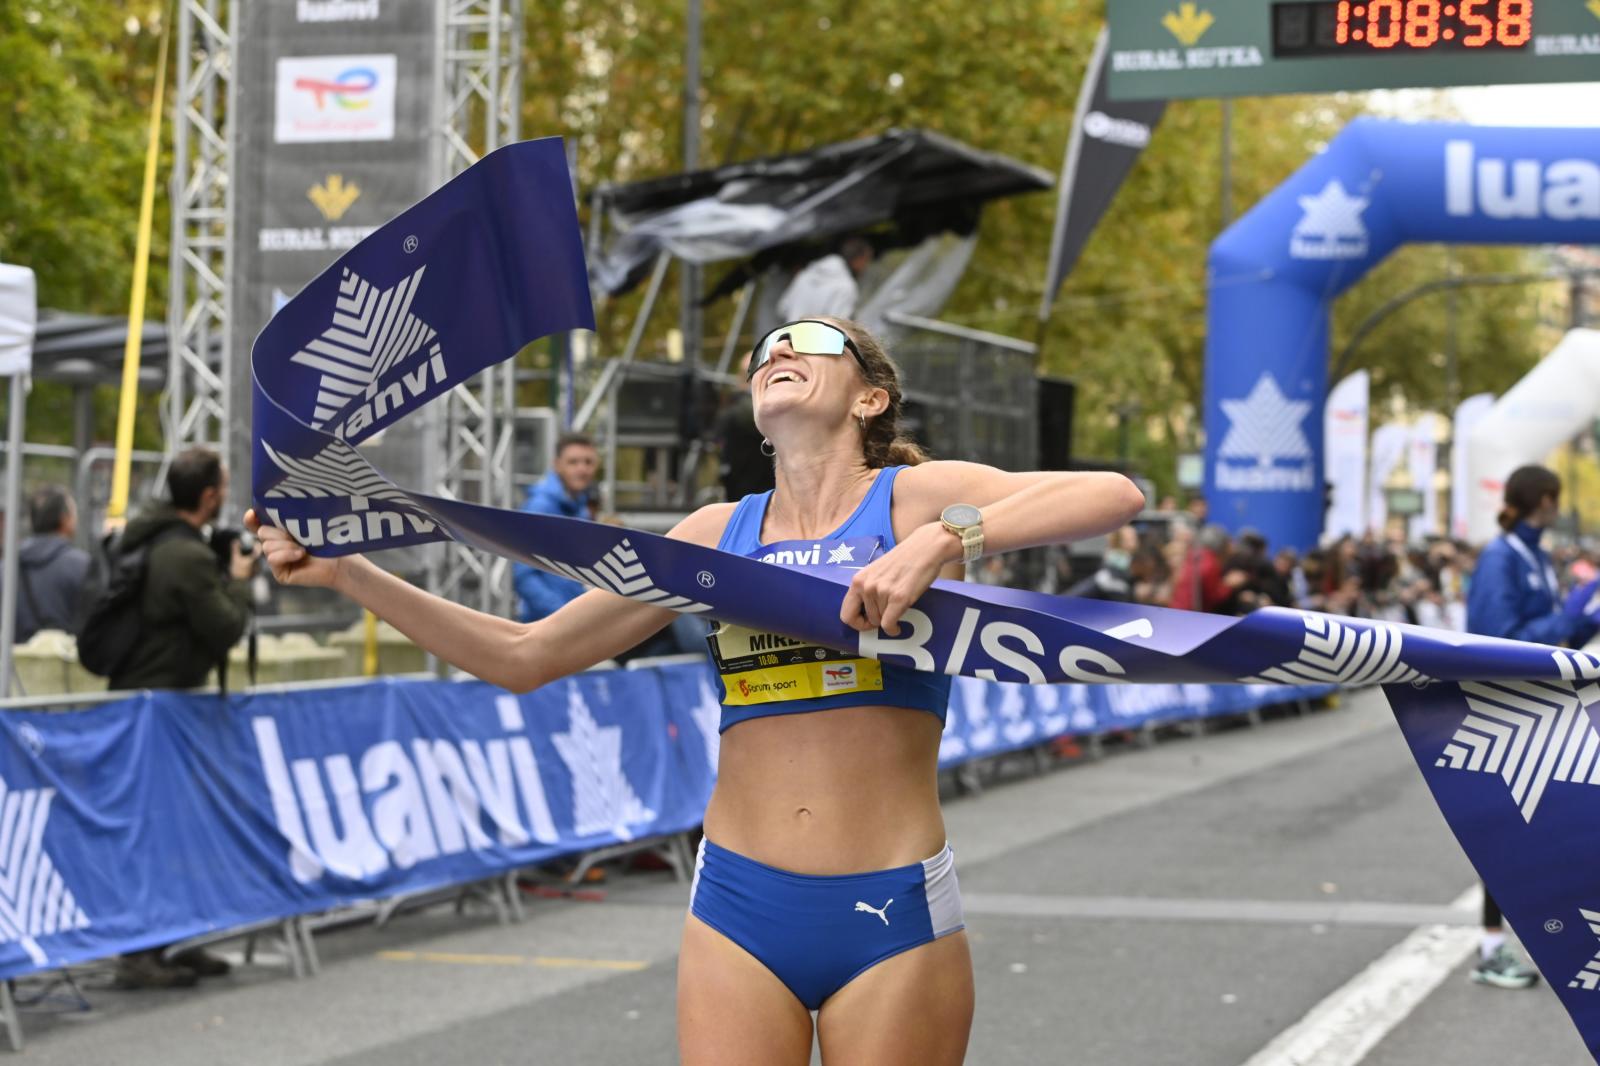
[1205,118,1600,550]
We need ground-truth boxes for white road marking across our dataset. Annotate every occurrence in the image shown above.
[1237,887,1481,1066]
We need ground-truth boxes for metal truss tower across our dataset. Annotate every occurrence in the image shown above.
[428,0,523,616]
[166,0,235,471]
[166,1,524,616]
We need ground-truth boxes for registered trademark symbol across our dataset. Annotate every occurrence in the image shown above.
[696,570,715,588]
[1547,919,1565,934]
[403,235,419,253]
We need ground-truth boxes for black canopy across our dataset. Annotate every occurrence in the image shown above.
[31,311,170,389]
[590,128,1053,299]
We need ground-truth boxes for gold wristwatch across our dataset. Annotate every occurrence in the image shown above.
[940,503,984,564]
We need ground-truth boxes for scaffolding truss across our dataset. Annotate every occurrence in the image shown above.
[428,0,523,616]
[166,0,526,618]
[166,0,235,467]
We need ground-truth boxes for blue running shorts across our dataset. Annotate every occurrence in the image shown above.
[688,837,965,1010]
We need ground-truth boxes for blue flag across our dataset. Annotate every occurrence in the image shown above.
[252,137,1600,1060]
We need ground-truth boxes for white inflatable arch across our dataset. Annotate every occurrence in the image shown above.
[1466,329,1600,544]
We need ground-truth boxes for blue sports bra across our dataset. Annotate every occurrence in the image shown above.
[707,465,953,733]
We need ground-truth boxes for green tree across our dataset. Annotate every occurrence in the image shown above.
[522,1,1550,497]
[0,1,169,450]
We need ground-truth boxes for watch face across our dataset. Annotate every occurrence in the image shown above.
[942,504,981,528]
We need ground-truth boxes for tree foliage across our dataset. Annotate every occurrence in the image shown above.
[524,0,1549,493]
[1,0,1554,487]
[0,1,168,449]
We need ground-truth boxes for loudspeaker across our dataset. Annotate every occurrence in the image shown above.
[1037,376,1076,470]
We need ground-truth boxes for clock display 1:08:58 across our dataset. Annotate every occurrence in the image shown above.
[1339,0,1530,47]
[1270,0,1534,56]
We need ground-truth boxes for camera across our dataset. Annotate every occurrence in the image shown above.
[210,526,258,570]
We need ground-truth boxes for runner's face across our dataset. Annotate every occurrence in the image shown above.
[750,320,864,428]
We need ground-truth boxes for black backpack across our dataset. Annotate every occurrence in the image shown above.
[77,526,188,678]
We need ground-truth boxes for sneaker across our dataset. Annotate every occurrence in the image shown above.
[113,952,198,990]
[1471,944,1540,989]
[169,947,232,978]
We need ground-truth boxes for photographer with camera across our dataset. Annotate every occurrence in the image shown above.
[94,447,257,989]
[103,446,257,694]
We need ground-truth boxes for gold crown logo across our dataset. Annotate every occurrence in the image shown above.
[1588,0,1600,22]
[308,174,361,222]
[1162,2,1214,46]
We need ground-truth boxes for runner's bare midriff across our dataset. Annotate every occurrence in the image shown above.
[703,704,947,875]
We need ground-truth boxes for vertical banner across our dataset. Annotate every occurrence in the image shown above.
[1322,370,1368,540]
[1368,422,1409,536]
[1038,26,1166,321]
[230,1,436,516]
[1451,393,1495,540]
[0,264,36,376]
[1407,414,1441,541]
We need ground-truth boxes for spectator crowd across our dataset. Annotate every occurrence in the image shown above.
[999,496,1599,634]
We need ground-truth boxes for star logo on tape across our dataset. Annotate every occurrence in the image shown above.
[1291,180,1370,260]
[1162,2,1214,46]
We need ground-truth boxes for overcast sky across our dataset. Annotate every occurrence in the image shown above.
[1446,82,1600,125]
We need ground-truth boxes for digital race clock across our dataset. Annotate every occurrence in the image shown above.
[1272,0,1534,57]
[1109,0,1592,100]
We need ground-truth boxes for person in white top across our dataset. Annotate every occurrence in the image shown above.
[776,237,875,322]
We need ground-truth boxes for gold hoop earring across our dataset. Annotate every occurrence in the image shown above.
[760,438,776,457]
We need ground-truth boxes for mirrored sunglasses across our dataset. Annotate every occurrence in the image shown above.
[748,320,868,380]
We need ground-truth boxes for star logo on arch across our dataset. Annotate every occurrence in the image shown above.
[1290,180,1370,260]
[1218,373,1312,467]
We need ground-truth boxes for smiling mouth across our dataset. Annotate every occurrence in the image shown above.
[766,371,806,386]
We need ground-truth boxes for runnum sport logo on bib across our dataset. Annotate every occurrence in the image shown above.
[1215,373,1314,492]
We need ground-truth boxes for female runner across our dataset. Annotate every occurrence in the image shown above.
[1464,464,1597,990]
[248,317,1144,1064]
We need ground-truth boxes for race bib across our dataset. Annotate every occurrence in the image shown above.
[708,622,884,705]
[707,534,887,705]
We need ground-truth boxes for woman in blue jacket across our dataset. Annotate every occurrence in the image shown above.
[1466,464,1596,989]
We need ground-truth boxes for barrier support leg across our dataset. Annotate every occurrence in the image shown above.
[1087,734,1105,761]
[955,763,983,796]
[667,831,695,883]
[502,871,526,922]
[1246,706,1264,728]
[1,980,21,1053]
[295,916,321,977]
[279,918,309,979]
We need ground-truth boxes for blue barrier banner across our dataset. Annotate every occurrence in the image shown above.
[0,667,1313,982]
[246,136,1600,1059]
[0,670,717,980]
[937,676,1331,767]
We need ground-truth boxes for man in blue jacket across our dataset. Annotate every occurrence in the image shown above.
[513,432,599,622]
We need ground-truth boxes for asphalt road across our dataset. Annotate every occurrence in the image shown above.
[9,689,1590,1065]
